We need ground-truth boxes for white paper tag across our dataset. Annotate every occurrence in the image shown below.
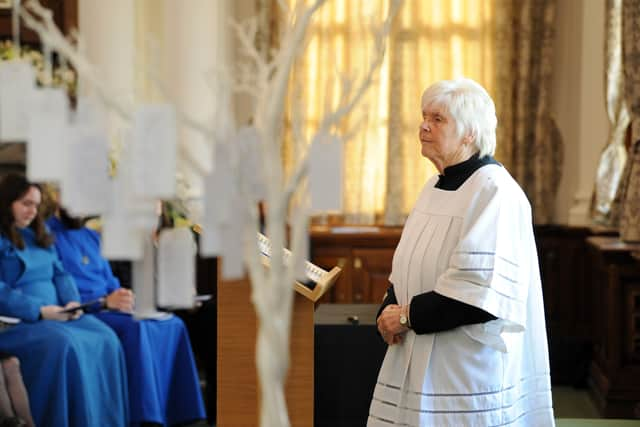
[132,235,158,319]
[27,88,70,182]
[236,126,266,202]
[61,123,110,216]
[309,133,343,212]
[199,223,222,257]
[220,221,245,280]
[132,105,177,199]
[157,228,196,309]
[101,215,145,260]
[0,61,36,142]
[199,142,234,257]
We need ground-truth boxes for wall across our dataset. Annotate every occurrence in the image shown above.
[552,0,609,225]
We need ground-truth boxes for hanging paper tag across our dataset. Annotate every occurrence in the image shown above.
[132,235,159,319]
[199,223,222,257]
[27,88,69,181]
[236,126,266,202]
[309,133,344,212]
[0,61,36,142]
[200,142,235,257]
[101,215,145,260]
[61,123,110,216]
[157,228,196,308]
[131,105,177,199]
[220,221,245,280]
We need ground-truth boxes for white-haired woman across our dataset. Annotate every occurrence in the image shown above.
[368,78,554,426]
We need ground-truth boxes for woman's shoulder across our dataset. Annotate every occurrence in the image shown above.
[471,165,529,203]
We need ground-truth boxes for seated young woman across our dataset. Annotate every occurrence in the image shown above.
[0,174,129,427]
[46,204,206,426]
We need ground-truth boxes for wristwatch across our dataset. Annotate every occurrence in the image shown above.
[399,309,411,329]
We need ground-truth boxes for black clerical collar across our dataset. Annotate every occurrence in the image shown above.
[435,152,500,191]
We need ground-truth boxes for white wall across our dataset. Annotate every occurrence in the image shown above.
[551,0,609,225]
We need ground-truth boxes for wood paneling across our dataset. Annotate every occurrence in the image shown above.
[217,271,314,427]
[310,227,401,304]
[0,0,77,42]
[586,236,640,418]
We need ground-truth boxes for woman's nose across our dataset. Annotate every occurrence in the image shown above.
[421,121,430,131]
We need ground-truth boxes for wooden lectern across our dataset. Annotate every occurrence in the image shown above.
[217,234,341,426]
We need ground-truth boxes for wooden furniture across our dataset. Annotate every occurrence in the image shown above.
[0,0,77,43]
[586,236,640,418]
[310,226,402,304]
[217,255,339,426]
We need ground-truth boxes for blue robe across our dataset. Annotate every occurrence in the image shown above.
[47,217,206,426]
[0,227,129,427]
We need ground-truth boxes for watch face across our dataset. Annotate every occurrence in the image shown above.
[400,314,407,325]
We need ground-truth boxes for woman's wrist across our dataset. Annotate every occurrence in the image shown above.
[400,304,412,329]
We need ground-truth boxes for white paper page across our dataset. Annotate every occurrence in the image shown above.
[236,126,266,202]
[132,235,160,319]
[308,133,344,212]
[157,228,196,309]
[199,223,222,257]
[131,105,177,199]
[75,97,108,131]
[200,143,234,257]
[101,215,145,260]
[27,88,70,182]
[220,221,245,280]
[61,124,110,216]
[0,61,36,142]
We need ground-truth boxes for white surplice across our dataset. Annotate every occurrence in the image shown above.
[368,164,555,427]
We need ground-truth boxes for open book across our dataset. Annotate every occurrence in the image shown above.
[256,232,341,302]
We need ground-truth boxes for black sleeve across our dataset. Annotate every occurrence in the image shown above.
[376,284,398,320]
[409,291,497,334]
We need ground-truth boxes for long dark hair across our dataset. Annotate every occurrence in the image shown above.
[57,206,84,230]
[0,173,53,249]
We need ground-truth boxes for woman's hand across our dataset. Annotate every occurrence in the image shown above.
[40,305,72,321]
[63,301,83,320]
[105,288,134,313]
[377,304,410,345]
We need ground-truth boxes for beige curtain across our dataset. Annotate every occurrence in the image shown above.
[384,0,495,225]
[281,0,496,225]
[283,1,393,224]
[619,0,640,241]
[591,0,630,226]
[493,0,560,225]
[279,0,560,225]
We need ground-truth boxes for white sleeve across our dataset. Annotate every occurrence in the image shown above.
[434,179,532,333]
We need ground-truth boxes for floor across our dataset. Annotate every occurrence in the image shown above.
[553,386,600,419]
[553,386,640,426]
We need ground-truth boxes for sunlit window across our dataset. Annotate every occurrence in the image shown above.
[285,0,495,224]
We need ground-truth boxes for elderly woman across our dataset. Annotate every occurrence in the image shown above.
[0,173,129,427]
[368,78,554,426]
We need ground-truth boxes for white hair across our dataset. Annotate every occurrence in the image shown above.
[420,77,497,157]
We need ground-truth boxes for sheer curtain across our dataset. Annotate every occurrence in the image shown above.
[283,0,496,225]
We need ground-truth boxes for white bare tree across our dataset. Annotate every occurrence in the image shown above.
[20,1,401,425]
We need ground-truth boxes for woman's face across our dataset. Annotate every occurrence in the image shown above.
[419,105,471,173]
[11,186,41,228]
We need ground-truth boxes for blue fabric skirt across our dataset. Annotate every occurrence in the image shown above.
[94,311,205,426]
[0,315,129,427]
